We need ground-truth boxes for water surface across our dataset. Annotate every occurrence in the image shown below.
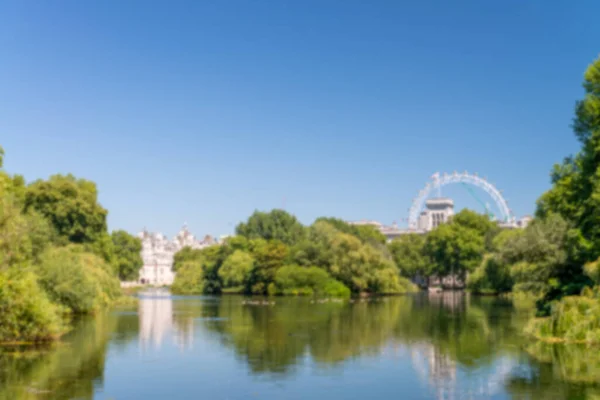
[1,293,599,399]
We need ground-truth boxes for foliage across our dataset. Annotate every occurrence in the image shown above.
[174,214,415,296]
[326,230,416,294]
[525,287,600,343]
[315,217,387,244]
[274,265,350,297]
[0,270,64,343]
[0,194,53,270]
[24,174,108,244]
[247,239,288,294]
[584,257,600,285]
[496,214,589,314]
[289,221,336,268]
[424,222,485,278]
[219,250,254,288]
[111,230,143,281]
[536,56,600,263]
[0,146,143,342]
[490,228,523,252]
[236,209,305,246]
[171,260,205,295]
[388,234,427,278]
[451,209,499,251]
[35,245,121,314]
[467,254,512,294]
[173,246,203,272]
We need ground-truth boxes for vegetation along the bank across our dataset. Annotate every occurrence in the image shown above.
[171,211,417,297]
[0,152,143,343]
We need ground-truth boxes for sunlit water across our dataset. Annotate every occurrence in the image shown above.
[1,292,599,400]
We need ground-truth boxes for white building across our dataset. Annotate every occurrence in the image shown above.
[137,225,217,286]
[417,198,455,231]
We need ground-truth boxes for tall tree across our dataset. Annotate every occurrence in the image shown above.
[24,174,108,244]
[236,209,305,246]
[388,234,427,278]
[315,217,387,244]
[111,230,143,281]
[424,223,485,279]
[219,250,254,288]
[536,56,600,262]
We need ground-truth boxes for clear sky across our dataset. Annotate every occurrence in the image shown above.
[1,0,598,237]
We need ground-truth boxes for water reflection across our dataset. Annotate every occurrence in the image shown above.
[1,293,599,399]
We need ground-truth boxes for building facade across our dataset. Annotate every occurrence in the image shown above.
[137,225,217,286]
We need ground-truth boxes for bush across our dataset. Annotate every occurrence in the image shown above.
[322,279,351,298]
[36,246,121,314]
[525,288,600,343]
[171,261,205,295]
[0,270,64,343]
[369,268,418,294]
[274,265,350,297]
[467,254,512,294]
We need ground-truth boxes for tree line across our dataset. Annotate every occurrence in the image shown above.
[171,211,417,297]
[0,153,143,343]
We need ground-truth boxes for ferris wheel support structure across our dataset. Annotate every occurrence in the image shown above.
[407,171,515,230]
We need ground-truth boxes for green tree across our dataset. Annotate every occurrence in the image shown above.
[315,217,387,244]
[0,269,65,343]
[0,193,53,270]
[536,56,600,262]
[173,246,203,272]
[424,223,485,279]
[0,145,4,169]
[248,239,288,294]
[388,234,427,278]
[24,175,108,244]
[236,209,305,246]
[289,221,337,268]
[467,254,513,294]
[36,245,121,314]
[171,260,205,294]
[452,209,499,251]
[498,214,588,314]
[219,250,254,288]
[111,230,143,281]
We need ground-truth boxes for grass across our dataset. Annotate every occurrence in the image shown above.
[525,287,600,344]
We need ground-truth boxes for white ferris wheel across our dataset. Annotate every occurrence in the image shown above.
[407,171,515,230]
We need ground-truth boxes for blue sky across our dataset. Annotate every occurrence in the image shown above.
[1,0,598,237]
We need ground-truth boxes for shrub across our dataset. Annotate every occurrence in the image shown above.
[0,270,64,343]
[218,250,254,288]
[467,254,512,294]
[369,268,418,294]
[36,246,121,314]
[171,260,205,295]
[525,288,600,343]
[322,279,351,298]
[274,265,350,297]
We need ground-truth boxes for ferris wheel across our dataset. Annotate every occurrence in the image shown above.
[407,171,515,229]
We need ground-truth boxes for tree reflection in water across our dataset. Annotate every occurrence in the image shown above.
[1,293,600,399]
[0,314,116,400]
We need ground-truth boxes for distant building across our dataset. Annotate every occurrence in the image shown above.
[517,215,533,228]
[347,198,537,245]
[137,225,217,286]
[348,198,455,242]
[417,198,455,231]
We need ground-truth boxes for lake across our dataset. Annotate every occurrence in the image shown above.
[1,292,599,400]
